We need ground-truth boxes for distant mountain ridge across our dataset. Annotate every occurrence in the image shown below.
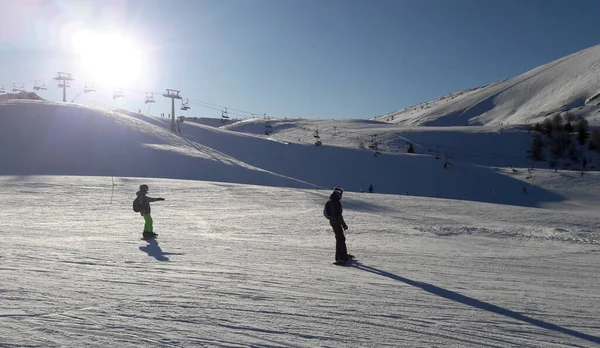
[0,91,43,102]
[375,44,600,126]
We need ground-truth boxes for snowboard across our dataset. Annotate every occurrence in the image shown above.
[333,255,355,266]
[141,233,158,240]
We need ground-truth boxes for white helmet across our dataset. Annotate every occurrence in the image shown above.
[333,186,344,197]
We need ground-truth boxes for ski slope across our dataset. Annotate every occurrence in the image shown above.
[0,175,599,347]
[375,44,600,126]
[0,100,566,207]
[1,99,600,347]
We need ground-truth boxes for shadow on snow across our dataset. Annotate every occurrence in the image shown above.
[139,239,183,261]
[352,262,600,345]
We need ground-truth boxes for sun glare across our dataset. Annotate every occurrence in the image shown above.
[71,30,143,87]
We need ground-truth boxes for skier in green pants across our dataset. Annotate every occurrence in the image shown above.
[136,184,165,239]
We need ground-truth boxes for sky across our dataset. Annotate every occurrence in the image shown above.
[1,0,600,120]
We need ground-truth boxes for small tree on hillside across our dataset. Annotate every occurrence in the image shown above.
[590,130,600,152]
[542,118,554,134]
[577,124,589,145]
[531,134,544,161]
[563,111,576,123]
[407,143,415,153]
[532,122,543,133]
[551,114,564,131]
[564,122,574,133]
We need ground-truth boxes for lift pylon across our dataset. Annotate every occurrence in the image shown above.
[163,89,182,132]
[54,72,74,102]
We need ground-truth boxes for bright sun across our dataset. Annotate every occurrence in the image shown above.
[71,30,143,87]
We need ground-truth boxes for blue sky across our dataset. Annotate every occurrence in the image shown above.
[1,0,600,119]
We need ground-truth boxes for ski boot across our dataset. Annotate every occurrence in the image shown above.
[142,231,158,239]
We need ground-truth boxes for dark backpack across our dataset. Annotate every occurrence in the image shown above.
[323,200,333,219]
[133,198,141,212]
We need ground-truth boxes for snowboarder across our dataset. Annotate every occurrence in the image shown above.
[368,184,374,193]
[136,184,165,239]
[324,187,353,264]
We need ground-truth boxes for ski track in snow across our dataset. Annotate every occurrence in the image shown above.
[1,176,599,347]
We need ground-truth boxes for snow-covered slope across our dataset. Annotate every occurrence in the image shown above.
[224,118,537,167]
[1,176,598,347]
[0,100,566,207]
[375,44,600,126]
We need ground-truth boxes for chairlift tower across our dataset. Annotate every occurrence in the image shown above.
[163,89,182,132]
[54,72,74,102]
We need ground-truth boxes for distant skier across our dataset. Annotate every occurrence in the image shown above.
[522,185,527,195]
[323,187,353,264]
[135,184,165,239]
[368,184,374,193]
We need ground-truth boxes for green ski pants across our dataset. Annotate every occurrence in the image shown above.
[142,214,153,233]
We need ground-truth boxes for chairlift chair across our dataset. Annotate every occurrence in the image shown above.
[180,99,190,111]
[84,83,96,93]
[145,92,155,104]
[113,88,124,99]
[34,80,47,91]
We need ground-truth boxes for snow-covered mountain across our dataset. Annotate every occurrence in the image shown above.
[375,44,600,126]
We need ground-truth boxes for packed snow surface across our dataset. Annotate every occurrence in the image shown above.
[0,176,599,347]
[1,95,599,347]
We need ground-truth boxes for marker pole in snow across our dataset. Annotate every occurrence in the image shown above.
[110,176,114,206]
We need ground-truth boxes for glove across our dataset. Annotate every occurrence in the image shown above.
[342,224,348,230]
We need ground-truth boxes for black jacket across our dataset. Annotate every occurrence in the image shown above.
[136,191,161,215]
[327,193,346,226]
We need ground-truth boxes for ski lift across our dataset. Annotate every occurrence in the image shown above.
[221,107,229,119]
[180,99,190,111]
[0,85,5,93]
[33,80,47,91]
[12,83,24,93]
[113,88,124,99]
[57,81,70,88]
[84,83,96,93]
[145,92,155,104]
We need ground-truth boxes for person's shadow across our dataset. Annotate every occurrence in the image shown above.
[139,239,183,261]
[352,262,600,345]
